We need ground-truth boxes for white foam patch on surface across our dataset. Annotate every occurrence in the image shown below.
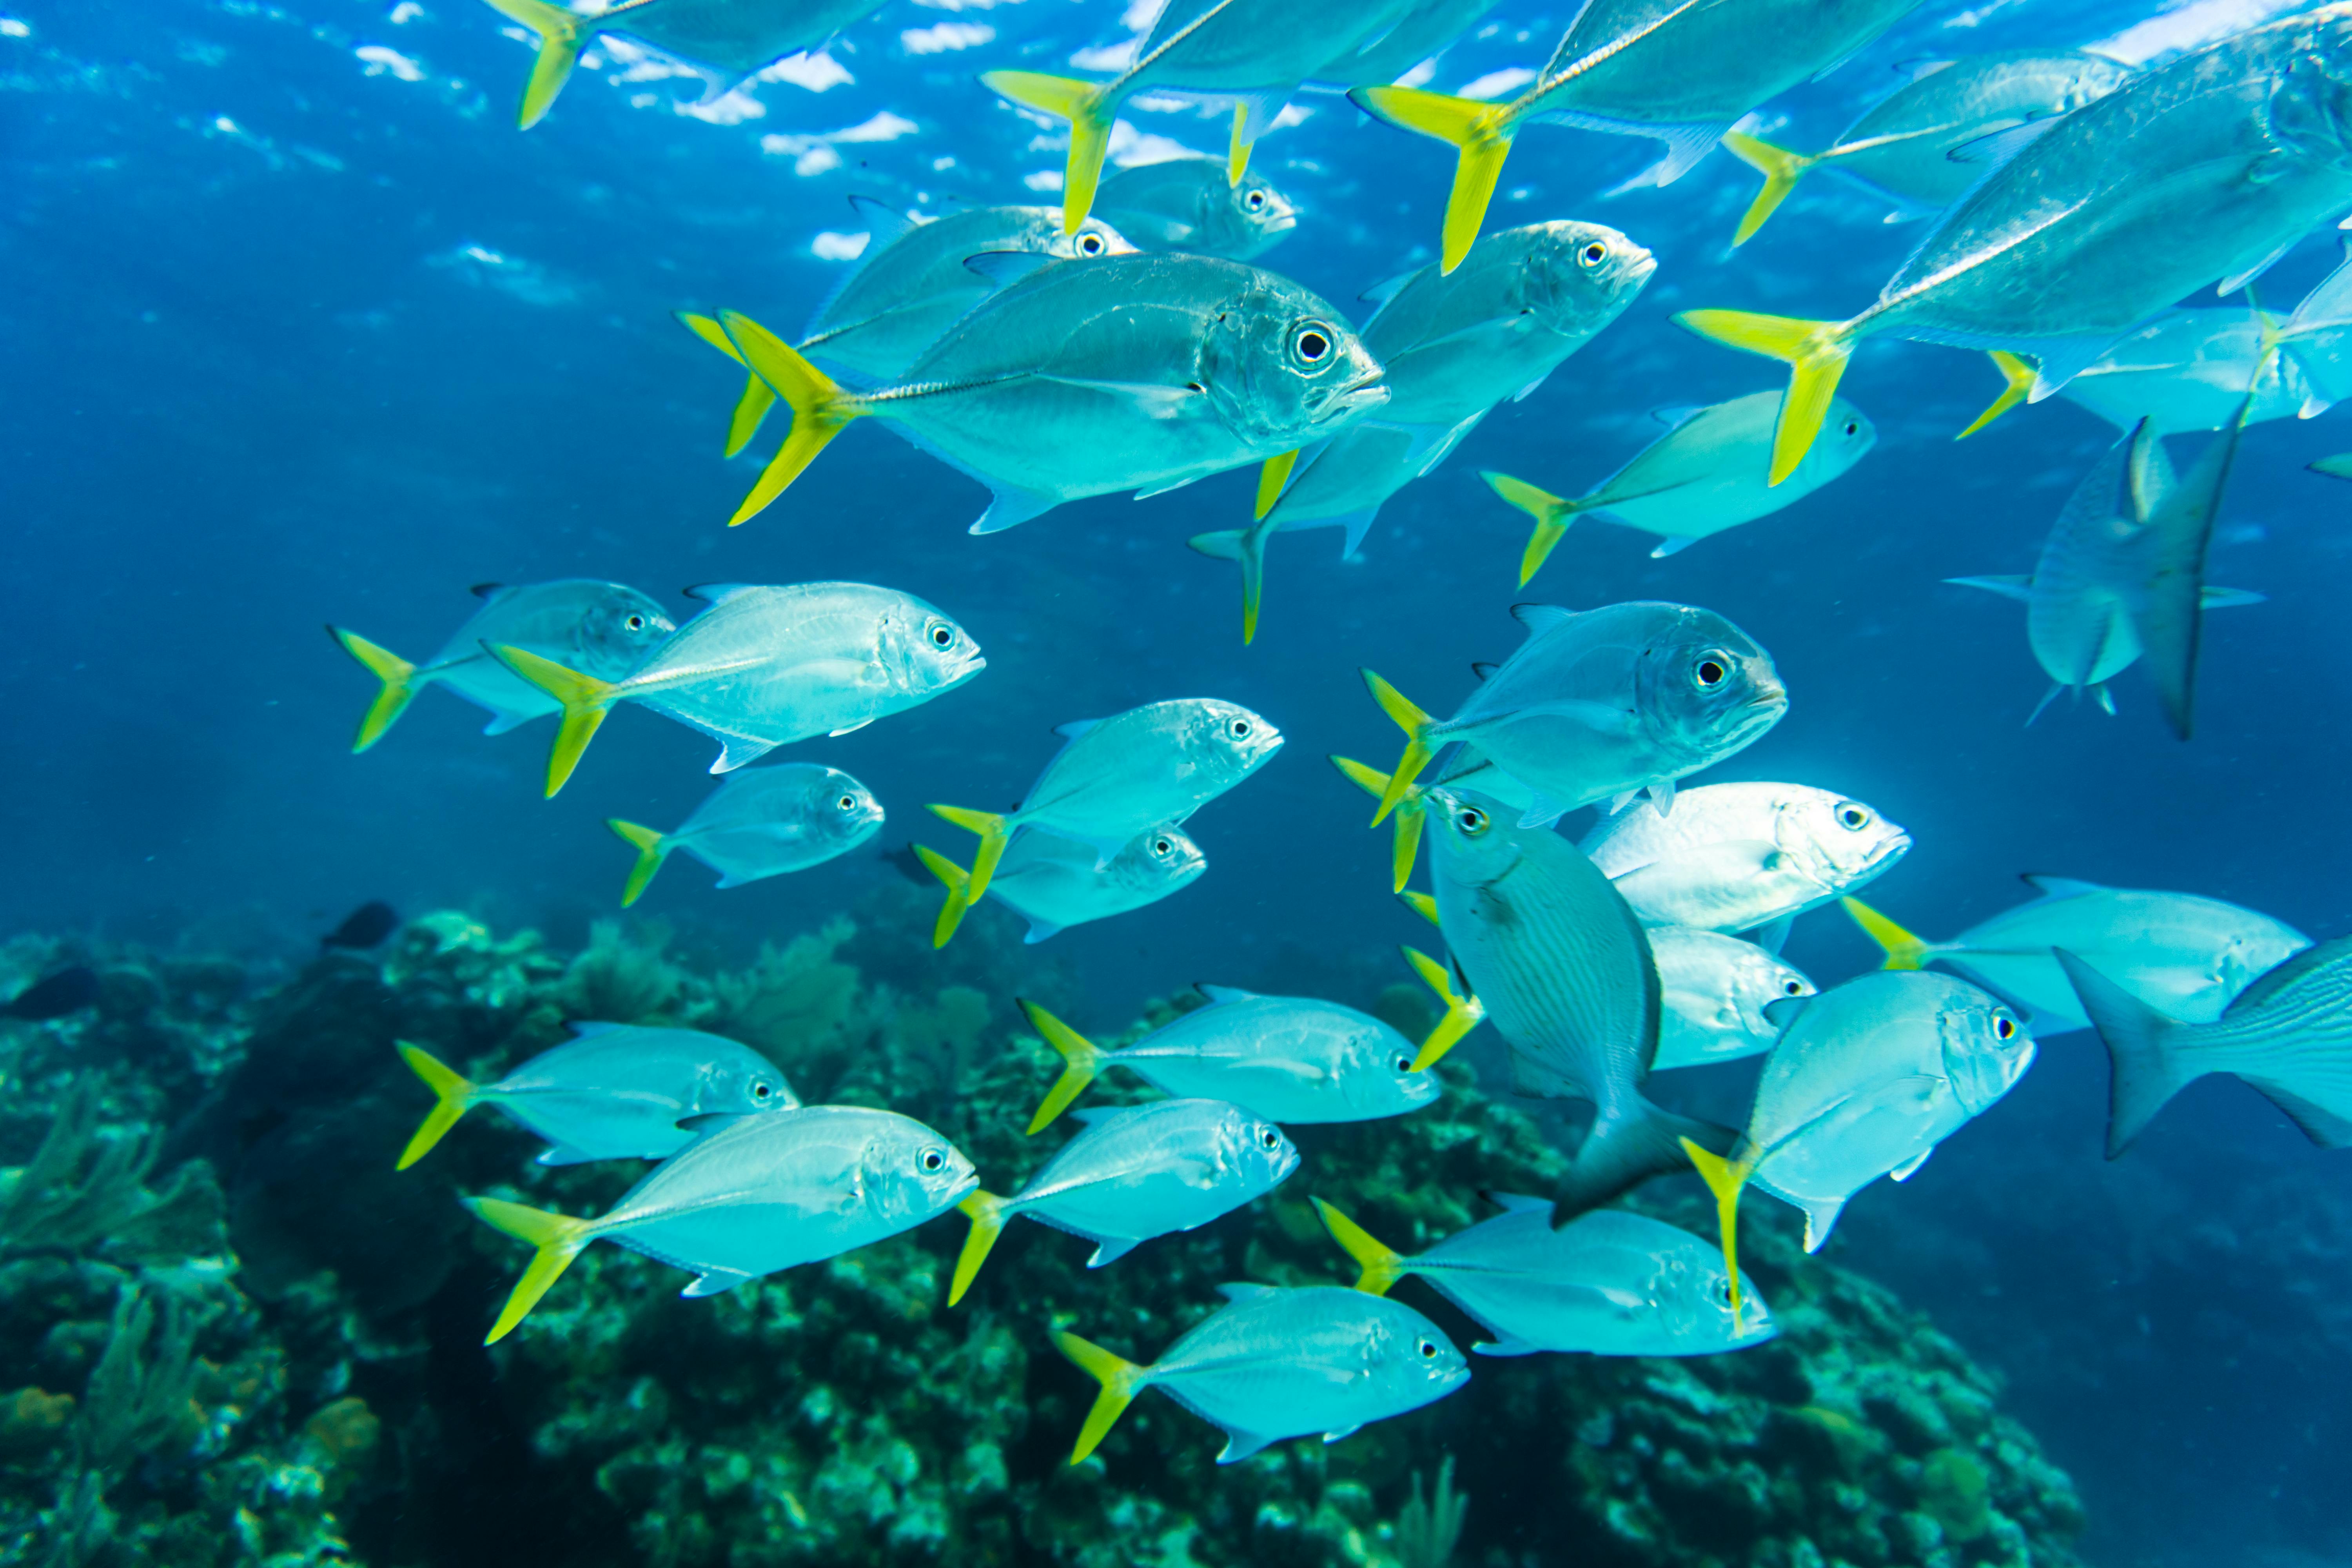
[0,16,31,36]
[677,87,765,123]
[1106,120,1203,166]
[812,231,872,260]
[1072,40,1140,71]
[2090,0,2305,64]
[356,45,426,81]
[761,53,851,91]
[388,2,423,22]
[901,21,994,54]
[427,243,581,306]
[760,111,918,175]
[1458,66,1533,100]
[1024,168,1064,191]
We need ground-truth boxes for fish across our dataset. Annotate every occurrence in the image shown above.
[327,580,675,753]
[679,200,1134,452]
[1418,784,1735,1215]
[1724,51,2135,245]
[711,255,1387,531]
[927,699,1281,937]
[1094,159,1298,260]
[2058,940,2352,1159]
[321,900,402,951]
[1190,221,1655,639]
[394,1024,799,1169]
[1054,1283,1468,1463]
[1650,927,1815,1071]
[1678,9,2352,483]
[479,0,889,129]
[948,1098,1298,1303]
[465,1104,975,1341]
[1361,601,1787,832]
[913,825,1205,948]
[1352,0,1928,272]
[1330,744,1543,895]
[2060,305,2352,438]
[1323,0,1508,90]
[490,582,984,797]
[1485,392,1875,585]
[1016,987,1442,1131]
[1315,1194,1776,1356]
[981,0,1432,231]
[1,967,101,1021]
[1580,781,1911,945]
[1843,879,2308,1036]
[1947,417,2263,724]
[606,764,885,908]
[1682,971,2033,1320]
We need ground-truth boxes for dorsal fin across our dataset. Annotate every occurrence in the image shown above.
[1053,718,1101,739]
[965,251,1059,287]
[1216,1282,1282,1302]
[1650,404,1706,430]
[846,193,921,249]
[470,582,509,600]
[1470,661,1499,682]
[1510,603,1574,637]
[682,583,763,604]
[1197,984,1257,1004]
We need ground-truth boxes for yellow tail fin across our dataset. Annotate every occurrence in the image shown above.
[1957,350,2036,439]
[981,70,1117,233]
[716,311,867,525]
[479,0,588,129]
[928,804,1011,907]
[913,843,975,949]
[1679,1136,1754,1327]
[606,820,670,908]
[394,1043,477,1170]
[1330,754,1424,891]
[1055,1330,1149,1463]
[1227,101,1252,186]
[486,644,617,798]
[328,627,419,753]
[1311,1198,1406,1295]
[1358,670,1436,826]
[1840,897,1930,970]
[1255,450,1298,519]
[1401,946,1484,1070]
[1721,131,1818,247]
[1673,309,1855,485]
[948,1191,1009,1306]
[1185,518,1278,645]
[1019,998,1102,1134]
[465,1196,594,1343]
[1481,471,1582,588]
[675,310,777,458]
[1399,889,1439,927]
[1351,86,1512,274]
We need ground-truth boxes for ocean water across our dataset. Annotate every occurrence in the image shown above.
[7,0,2352,1564]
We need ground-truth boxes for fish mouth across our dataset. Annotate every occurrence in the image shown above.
[1313,371,1388,426]
[1261,210,1299,235]
[946,652,988,685]
[1624,246,1659,284]
[1860,830,1913,871]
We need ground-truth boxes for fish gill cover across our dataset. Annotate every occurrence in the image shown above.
[4,1,2352,1567]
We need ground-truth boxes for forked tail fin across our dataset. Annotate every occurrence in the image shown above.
[329,627,420,753]
[913,843,975,949]
[479,0,590,129]
[1673,309,1855,485]
[606,820,671,908]
[486,644,618,798]
[2053,948,2204,1158]
[1357,670,1437,826]
[1840,897,1931,970]
[1481,471,1586,588]
[927,805,1011,907]
[1721,132,1818,247]
[465,1197,594,1342]
[716,311,868,525]
[1311,1198,1406,1295]
[394,1043,477,1169]
[1957,351,2037,439]
[1055,1331,1149,1463]
[1680,1136,1757,1329]
[1400,946,1483,1071]
[1350,86,1513,274]
[948,1190,1010,1306]
[1019,998,1103,1133]
[981,71,1118,232]
[674,310,777,458]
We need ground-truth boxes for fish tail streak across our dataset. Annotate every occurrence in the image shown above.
[716,310,867,525]
[1350,86,1511,274]
[1399,889,1439,927]
[478,0,588,130]
[465,1196,593,1343]
[1329,755,1424,890]
[328,627,419,753]
[1019,998,1102,1134]
[1358,670,1436,826]
[982,71,1116,233]
[1481,471,1583,588]
[1400,946,1483,1071]
[606,820,671,908]
[913,843,974,949]
[1679,1136,1754,1326]
[927,805,1011,907]
[1958,351,2037,440]
[1312,1198,1405,1296]
[948,1191,1009,1306]
[674,310,776,459]
[394,1043,476,1170]
[1721,131,1817,247]
[1672,309,1854,486]
[1186,516,1279,646]
[1055,1331,1149,1463]
[486,644,616,798]
[2052,948,2200,1160]
[1840,897,1929,970]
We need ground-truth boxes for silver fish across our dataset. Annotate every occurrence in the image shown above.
[928,699,1281,940]
[1317,1194,1777,1356]
[1323,0,1507,90]
[2060,939,2352,1158]
[714,254,1386,532]
[491,581,983,797]
[606,764,885,907]
[393,1024,797,1170]
[1581,780,1911,944]
[1363,601,1787,832]
[1681,8,2352,483]
[1844,878,2308,1036]
[1487,392,1875,585]
[328,580,673,753]
[1095,159,1298,260]
[1017,986,1441,1130]
[465,1105,975,1341]
[948,1098,1297,1302]
[915,825,1206,946]
[1650,927,1815,1070]
[1725,51,2135,244]
[1056,1283,1468,1463]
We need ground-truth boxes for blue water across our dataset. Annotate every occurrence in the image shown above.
[9,0,2352,1563]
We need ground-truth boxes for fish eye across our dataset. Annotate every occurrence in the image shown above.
[752,1081,773,1101]
[625,614,646,632]
[837,794,857,811]
[1257,1127,1281,1151]
[1837,804,1870,829]
[928,622,955,648]
[1712,1278,1734,1305]
[1229,717,1252,739]
[920,1148,946,1172]
[1395,1054,1414,1072]
[1842,420,1860,436]
[1153,836,1173,856]
[1079,233,1104,256]
[1416,1338,1439,1359]
[1294,325,1331,364]
[1456,805,1488,835]
[1580,240,1608,267]
[1692,654,1729,689]
[1995,1016,2017,1040]
[1245,189,1267,211]
[1783,979,1806,996]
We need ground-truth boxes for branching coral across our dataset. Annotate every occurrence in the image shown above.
[557,919,686,1024]
[0,1082,197,1261]
[78,1284,203,1480]
[1392,1454,1466,1568]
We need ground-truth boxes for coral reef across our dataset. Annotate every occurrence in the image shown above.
[0,891,2085,1567]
